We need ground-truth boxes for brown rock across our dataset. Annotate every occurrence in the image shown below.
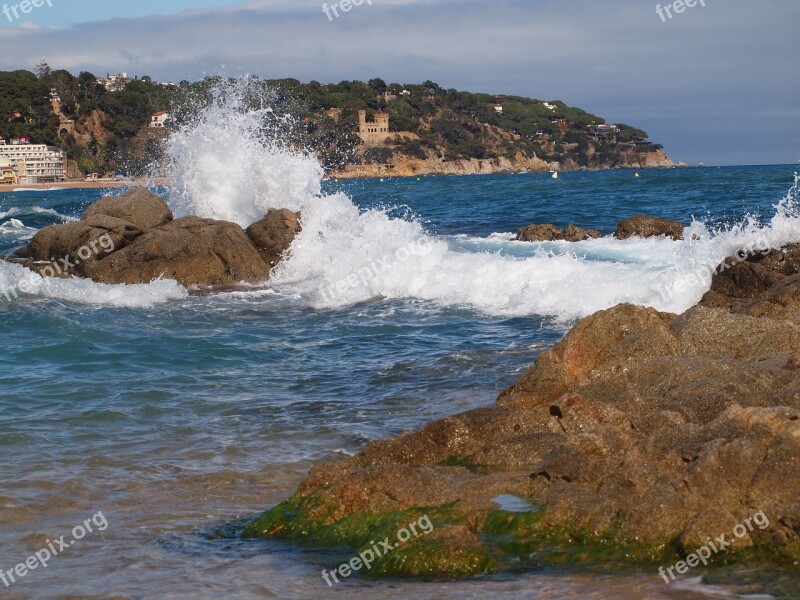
[250,246,800,574]
[615,215,684,240]
[82,188,173,229]
[562,224,603,242]
[516,224,563,242]
[16,214,143,277]
[701,244,800,318]
[6,191,305,289]
[516,223,603,242]
[245,208,302,268]
[86,216,270,287]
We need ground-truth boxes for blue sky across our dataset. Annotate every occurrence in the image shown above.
[2,0,246,27]
[0,0,797,166]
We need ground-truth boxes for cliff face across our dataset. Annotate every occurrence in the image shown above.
[332,155,554,179]
[332,148,675,179]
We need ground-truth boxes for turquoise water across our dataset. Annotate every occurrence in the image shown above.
[1,165,799,599]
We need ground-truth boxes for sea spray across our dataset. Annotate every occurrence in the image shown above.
[166,77,323,226]
[163,83,800,320]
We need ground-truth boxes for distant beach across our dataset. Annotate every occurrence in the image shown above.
[0,178,168,192]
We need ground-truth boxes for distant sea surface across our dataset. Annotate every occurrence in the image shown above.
[2,164,800,599]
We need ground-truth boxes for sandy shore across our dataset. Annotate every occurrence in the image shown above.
[0,178,168,192]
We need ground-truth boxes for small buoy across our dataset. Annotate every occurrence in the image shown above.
[552,171,558,180]
[335,178,339,183]
[635,172,640,178]
[380,178,385,182]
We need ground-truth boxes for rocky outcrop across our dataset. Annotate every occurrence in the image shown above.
[245,246,800,578]
[9,189,300,288]
[332,155,554,179]
[700,244,800,314]
[516,223,603,242]
[246,209,302,268]
[85,216,271,287]
[331,149,676,180]
[615,215,685,240]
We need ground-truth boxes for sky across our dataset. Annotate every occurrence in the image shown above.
[0,0,796,166]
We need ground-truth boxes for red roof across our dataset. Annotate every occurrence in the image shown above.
[152,111,168,117]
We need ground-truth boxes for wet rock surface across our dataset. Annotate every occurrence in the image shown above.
[8,189,301,288]
[516,223,603,242]
[615,215,685,240]
[246,208,302,268]
[246,246,800,578]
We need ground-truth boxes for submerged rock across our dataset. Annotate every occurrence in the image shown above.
[246,246,800,578]
[516,223,603,242]
[615,215,684,240]
[8,189,301,288]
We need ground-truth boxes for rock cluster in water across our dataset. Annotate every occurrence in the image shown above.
[9,189,301,288]
[515,215,684,242]
[245,243,800,578]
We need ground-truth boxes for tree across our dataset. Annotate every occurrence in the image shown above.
[368,78,387,96]
[34,61,52,80]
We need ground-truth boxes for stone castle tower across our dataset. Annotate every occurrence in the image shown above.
[358,110,390,142]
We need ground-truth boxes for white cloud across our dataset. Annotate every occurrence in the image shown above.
[0,0,796,165]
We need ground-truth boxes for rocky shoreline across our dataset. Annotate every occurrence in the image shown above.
[5,190,800,580]
[244,243,800,579]
[330,149,680,180]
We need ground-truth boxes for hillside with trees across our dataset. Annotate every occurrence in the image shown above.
[0,66,672,178]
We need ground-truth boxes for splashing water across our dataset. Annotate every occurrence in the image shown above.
[166,78,324,226]
[161,80,800,320]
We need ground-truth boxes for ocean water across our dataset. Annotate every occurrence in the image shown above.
[1,97,800,598]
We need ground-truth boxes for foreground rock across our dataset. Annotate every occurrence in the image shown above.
[516,223,603,242]
[10,189,301,288]
[615,215,685,240]
[245,245,800,578]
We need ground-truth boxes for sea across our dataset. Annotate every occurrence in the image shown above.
[1,94,799,599]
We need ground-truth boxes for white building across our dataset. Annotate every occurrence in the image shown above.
[0,138,66,184]
[150,111,169,128]
[543,102,557,112]
[99,72,129,92]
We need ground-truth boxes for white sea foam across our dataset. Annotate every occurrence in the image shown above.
[0,217,37,238]
[0,207,20,219]
[162,80,800,321]
[31,206,78,221]
[0,261,187,307]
